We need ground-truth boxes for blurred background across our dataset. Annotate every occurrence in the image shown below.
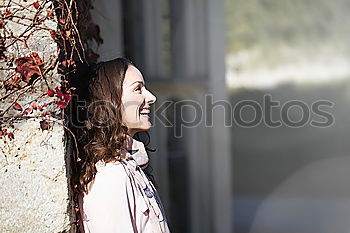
[226,0,350,233]
[89,0,350,232]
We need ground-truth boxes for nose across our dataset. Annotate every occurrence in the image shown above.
[145,89,157,105]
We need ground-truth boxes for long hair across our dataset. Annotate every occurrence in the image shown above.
[72,58,132,194]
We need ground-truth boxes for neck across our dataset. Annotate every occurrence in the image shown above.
[127,129,137,137]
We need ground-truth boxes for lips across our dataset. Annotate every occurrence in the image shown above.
[139,107,150,116]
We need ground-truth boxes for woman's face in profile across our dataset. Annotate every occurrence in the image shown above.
[121,65,157,136]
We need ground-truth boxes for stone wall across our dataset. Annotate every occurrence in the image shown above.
[0,0,73,232]
[0,120,71,232]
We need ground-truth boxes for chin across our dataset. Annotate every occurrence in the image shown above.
[131,124,152,134]
[139,124,152,131]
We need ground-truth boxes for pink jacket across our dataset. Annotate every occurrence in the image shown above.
[79,138,171,233]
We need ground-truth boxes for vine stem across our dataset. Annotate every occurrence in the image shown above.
[46,115,80,164]
[0,114,80,165]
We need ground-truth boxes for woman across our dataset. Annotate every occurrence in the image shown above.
[74,58,171,233]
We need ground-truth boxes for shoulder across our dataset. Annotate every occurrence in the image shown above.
[86,161,129,198]
[95,161,127,179]
[81,161,136,230]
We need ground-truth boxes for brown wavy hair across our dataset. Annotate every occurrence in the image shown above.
[72,58,132,194]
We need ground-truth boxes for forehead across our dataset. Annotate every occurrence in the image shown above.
[123,65,145,85]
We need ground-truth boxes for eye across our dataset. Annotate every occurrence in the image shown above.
[135,86,142,92]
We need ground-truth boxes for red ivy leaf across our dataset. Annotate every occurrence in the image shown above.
[7,132,14,141]
[57,100,67,109]
[55,87,64,97]
[62,60,76,69]
[47,89,54,97]
[56,90,63,99]
[4,79,21,91]
[63,94,71,103]
[37,105,43,111]
[46,10,54,19]
[50,30,57,41]
[14,57,41,84]
[33,2,40,9]
[5,11,12,20]
[25,107,32,114]
[59,60,77,73]
[40,120,49,131]
[54,87,71,108]
[13,76,21,82]
[13,102,22,111]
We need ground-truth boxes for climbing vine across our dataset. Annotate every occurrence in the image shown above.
[0,1,101,230]
[0,0,99,142]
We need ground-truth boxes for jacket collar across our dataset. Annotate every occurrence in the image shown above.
[125,137,149,168]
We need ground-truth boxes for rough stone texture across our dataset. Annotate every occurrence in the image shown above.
[0,1,72,232]
[0,1,60,116]
[0,119,70,233]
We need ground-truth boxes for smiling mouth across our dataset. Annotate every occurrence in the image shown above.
[139,107,150,117]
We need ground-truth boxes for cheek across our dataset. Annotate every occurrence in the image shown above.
[122,92,143,104]
[121,94,144,118]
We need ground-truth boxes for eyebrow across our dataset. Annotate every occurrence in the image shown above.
[130,81,145,86]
